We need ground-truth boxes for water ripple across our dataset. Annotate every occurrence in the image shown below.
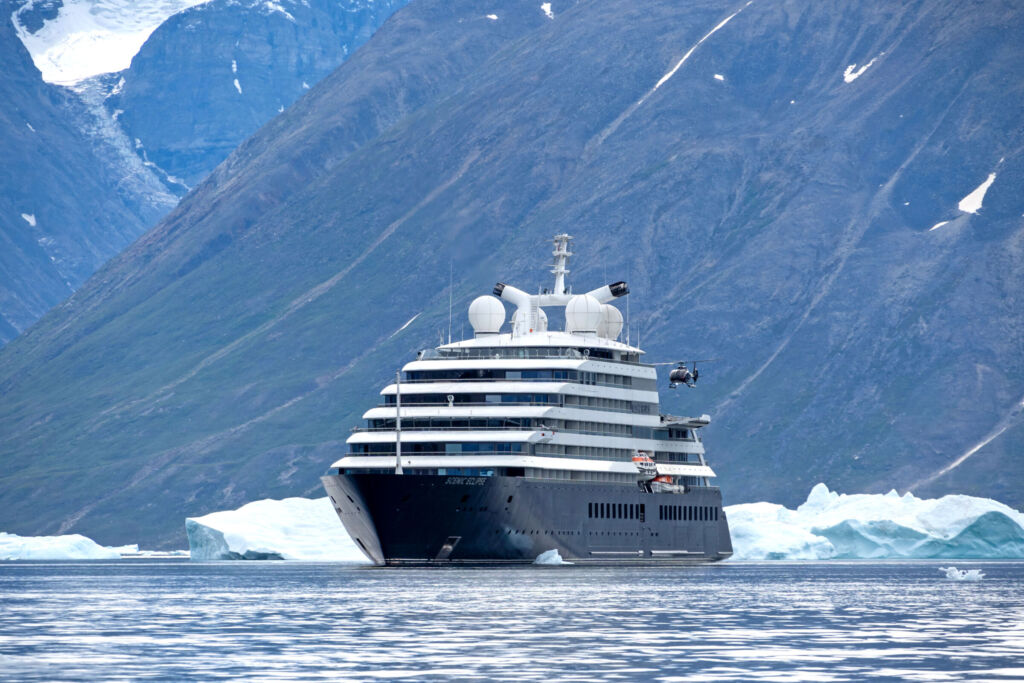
[0,561,1022,680]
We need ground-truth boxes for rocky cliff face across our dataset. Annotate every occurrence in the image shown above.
[0,0,1020,548]
[0,4,175,344]
[2,0,407,343]
[105,0,408,188]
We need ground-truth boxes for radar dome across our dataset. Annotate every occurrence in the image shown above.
[597,304,624,340]
[512,307,548,333]
[468,295,505,335]
[565,294,602,334]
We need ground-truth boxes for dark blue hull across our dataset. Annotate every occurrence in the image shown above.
[322,473,732,565]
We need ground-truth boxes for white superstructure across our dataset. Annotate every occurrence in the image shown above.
[331,234,716,488]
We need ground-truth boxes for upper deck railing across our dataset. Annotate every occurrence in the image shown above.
[417,347,644,364]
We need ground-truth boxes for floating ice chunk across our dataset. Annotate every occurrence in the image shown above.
[186,497,369,562]
[843,53,883,83]
[726,483,1024,560]
[713,73,725,81]
[940,566,984,581]
[534,549,573,565]
[541,3,553,19]
[929,221,949,231]
[231,59,238,74]
[20,213,36,227]
[26,122,36,132]
[486,14,498,20]
[0,531,121,560]
[958,173,996,214]
[233,78,243,94]
[302,81,311,90]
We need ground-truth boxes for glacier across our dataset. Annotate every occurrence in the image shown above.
[185,496,368,562]
[12,0,214,84]
[726,483,1024,560]
[0,531,122,560]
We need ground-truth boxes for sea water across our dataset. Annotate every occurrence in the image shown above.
[1,561,1022,681]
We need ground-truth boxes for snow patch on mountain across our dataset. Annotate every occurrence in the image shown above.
[843,53,883,83]
[262,1,294,21]
[727,483,1024,560]
[11,0,215,84]
[958,172,996,214]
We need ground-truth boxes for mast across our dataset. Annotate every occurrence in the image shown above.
[394,370,403,475]
[551,234,573,295]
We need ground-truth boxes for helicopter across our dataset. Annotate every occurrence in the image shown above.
[652,359,719,388]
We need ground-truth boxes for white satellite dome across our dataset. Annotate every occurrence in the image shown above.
[596,304,624,340]
[512,307,548,333]
[565,294,602,334]
[468,295,505,335]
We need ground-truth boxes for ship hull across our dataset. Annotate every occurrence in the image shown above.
[322,473,732,565]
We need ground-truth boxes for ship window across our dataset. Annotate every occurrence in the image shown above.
[639,504,645,523]
[588,502,592,518]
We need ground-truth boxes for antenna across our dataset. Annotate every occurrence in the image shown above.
[625,263,631,346]
[394,370,403,475]
[447,262,453,344]
[551,234,573,295]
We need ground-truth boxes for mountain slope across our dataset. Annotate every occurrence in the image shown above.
[0,7,175,345]
[0,0,1021,547]
[105,0,408,187]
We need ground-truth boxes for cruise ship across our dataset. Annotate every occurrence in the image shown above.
[322,235,732,564]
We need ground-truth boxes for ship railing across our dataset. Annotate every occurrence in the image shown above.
[398,377,636,390]
[375,401,637,413]
[345,450,700,464]
[417,347,643,365]
[351,426,638,437]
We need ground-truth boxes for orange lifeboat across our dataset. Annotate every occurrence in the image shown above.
[632,451,658,479]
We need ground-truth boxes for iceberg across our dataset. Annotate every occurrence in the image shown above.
[186,497,369,562]
[534,549,573,565]
[0,531,121,560]
[725,483,1024,560]
[939,566,984,581]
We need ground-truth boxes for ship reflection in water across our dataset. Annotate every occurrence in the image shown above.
[0,560,1020,680]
